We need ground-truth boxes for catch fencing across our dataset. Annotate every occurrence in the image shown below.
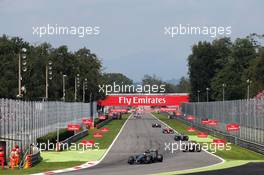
[0,99,97,158]
[181,99,264,145]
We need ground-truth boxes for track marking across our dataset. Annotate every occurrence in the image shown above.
[31,114,133,175]
[150,113,225,170]
[96,113,133,162]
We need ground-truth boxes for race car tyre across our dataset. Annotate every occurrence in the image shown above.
[128,156,135,164]
[157,154,163,162]
[183,145,188,152]
[144,155,152,164]
[196,145,202,152]
[189,145,195,152]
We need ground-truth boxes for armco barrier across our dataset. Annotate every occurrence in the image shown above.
[181,100,264,144]
[0,99,98,159]
[24,149,41,168]
[59,130,88,150]
[30,150,41,167]
[176,116,264,155]
[96,117,113,129]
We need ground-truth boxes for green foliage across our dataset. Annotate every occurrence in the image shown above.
[141,74,179,93]
[188,36,263,101]
[101,73,133,85]
[175,77,191,93]
[36,129,74,149]
[0,35,103,101]
[76,114,129,149]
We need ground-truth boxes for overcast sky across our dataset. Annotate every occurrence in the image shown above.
[0,0,263,81]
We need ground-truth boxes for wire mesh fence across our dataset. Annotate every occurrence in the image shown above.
[0,98,97,158]
[181,99,264,145]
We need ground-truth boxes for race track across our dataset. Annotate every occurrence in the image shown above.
[62,113,222,175]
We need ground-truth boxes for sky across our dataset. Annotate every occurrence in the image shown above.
[0,0,263,82]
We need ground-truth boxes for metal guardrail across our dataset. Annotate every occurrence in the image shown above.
[0,99,98,160]
[30,150,41,167]
[176,115,264,155]
[59,129,88,150]
[96,117,113,129]
[181,99,264,144]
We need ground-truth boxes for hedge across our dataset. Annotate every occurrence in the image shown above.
[36,129,74,150]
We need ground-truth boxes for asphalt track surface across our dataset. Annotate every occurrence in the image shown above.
[63,113,221,175]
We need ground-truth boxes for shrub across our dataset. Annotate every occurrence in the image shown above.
[36,129,74,150]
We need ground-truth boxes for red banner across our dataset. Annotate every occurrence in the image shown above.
[67,124,81,131]
[160,108,178,112]
[197,132,208,138]
[176,111,182,116]
[187,127,196,132]
[82,119,92,125]
[127,109,135,113]
[98,94,189,106]
[100,127,110,132]
[93,132,103,138]
[226,123,240,131]
[207,120,219,126]
[201,119,209,125]
[81,140,94,146]
[99,115,107,120]
[213,139,226,144]
[187,115,195,120]
[110,109,128,112]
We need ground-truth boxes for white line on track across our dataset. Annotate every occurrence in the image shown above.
[31,114,133,175]
[149,112,225,171]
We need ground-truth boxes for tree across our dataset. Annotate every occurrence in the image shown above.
[101,73,133,86]
[188,41,217,101]
[0,35,103,102]
[141,74,178,93]
[176,77,190,93]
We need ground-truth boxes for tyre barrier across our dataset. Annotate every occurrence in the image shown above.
[58,129,88,151]
[96,117,113,129]
[176,116,264,155]
[24,150,41,169]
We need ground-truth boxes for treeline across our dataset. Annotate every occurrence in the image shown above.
[141,74,190,93]
[188,34,264,102]
[0,35,103,101]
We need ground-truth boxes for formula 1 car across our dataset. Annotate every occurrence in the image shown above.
[162,128,174,134]
[174,134,189,141]
[128,149,163,164]
[182,141,202,152]
[134,112,142,119]
[152,123,161,128]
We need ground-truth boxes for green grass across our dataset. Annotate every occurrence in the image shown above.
[75,114,130,149]
[214,144,264,160]
[153,112,264,160]
[155,160,251,175]
[0,114,130,175]
[42,149,106,162]
[0,161,85,175]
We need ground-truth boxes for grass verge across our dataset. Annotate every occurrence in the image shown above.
[0,114,130,175]
[0,161,84,175]
[153,112,264,160]
[152,112,264,175]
